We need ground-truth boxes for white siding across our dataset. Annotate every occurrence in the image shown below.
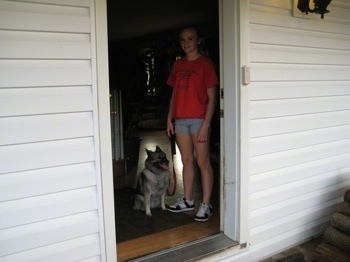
[0,0,109,261]
[249,0,350,259]
[242,0,350,260]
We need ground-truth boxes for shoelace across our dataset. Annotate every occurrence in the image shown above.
[197,204,209,216]
[172,198,185,206]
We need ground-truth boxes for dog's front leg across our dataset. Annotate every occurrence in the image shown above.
[144,192,152,216]
[161,192,166,210]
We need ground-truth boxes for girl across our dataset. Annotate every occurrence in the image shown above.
[166,26,218,222]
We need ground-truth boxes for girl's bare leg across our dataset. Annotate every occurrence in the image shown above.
[192,135,213,205]
[175,133,195,201]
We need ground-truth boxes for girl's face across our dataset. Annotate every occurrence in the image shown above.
[179,28,201,55]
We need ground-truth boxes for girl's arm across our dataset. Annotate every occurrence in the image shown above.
[198,85,217,142]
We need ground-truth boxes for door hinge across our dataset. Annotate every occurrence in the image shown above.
[220,88,224,99]
[220,109,224,118]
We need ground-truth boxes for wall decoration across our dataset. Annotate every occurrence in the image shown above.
[297,0,332,19]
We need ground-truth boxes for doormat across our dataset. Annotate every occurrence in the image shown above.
[114,187,194,243]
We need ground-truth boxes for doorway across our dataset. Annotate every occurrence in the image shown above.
[106,0,221,260]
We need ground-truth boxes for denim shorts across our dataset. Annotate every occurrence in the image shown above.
[175,118,204,135]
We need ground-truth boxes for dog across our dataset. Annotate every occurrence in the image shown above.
[133,146,171,216]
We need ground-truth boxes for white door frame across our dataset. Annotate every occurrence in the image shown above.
[95,0,251,260]
[94,0,117,261]
[220,0,249,244]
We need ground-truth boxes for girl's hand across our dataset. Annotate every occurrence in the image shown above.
[167,120,174,137]
[197,125,209,142]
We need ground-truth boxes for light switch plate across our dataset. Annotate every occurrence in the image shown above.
[242,65,250,85]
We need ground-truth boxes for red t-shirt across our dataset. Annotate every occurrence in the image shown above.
[167,55,219,119]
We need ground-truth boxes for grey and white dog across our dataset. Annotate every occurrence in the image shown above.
[133,146,171,216]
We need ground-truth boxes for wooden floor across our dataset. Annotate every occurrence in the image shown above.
[117,214,220,261]
[114,130,221,261]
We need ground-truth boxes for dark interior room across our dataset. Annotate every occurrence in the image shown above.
[107,1,220,157]
[106,1,221,260]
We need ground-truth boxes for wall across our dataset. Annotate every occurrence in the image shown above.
[0,0,113,261]
[247,0,350,260]
[213,0,350,261]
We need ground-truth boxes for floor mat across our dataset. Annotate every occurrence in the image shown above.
[114,187,194,243]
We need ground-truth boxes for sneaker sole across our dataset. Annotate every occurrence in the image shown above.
[167,207,195,213]
[194,212,213,222]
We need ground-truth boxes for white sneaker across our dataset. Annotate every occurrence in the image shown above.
[167,198,195,212]
[194,203,213,222]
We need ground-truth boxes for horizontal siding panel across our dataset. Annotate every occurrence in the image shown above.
[0,1,103,261]
[15,0,90,7]
[0,138,95,174]
[246,0,350,258]
[251,139,350,174]
[251,96,350,119]
[0,1,90,33]
[0,86,92,117]
[0,211,99,256]
[0,112,94,145]
[1,234,100,262]
[251,43,350,65]
[0,163,96,202]
[250,3,292,22]
[251,63,350,82]
[251,153,350,193]
[251,111,350,137]
[250,168,350,209]
[240,221,329,262]
[0,31,91,59]
[251,81,350,100]
[251,5,350,35]
[251,24,350,50]
[250,209,332,245]
[251,125,350,156]
[0,60,92,88]
[0,187,97,229]
[250,185,346,228]
[250,0,291,9]
[78,256,101,262]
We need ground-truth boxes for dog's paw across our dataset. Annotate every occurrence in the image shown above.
[146,212,152,217]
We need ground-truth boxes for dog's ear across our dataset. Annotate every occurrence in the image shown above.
[145,148,151,157]
[156,145,161,152]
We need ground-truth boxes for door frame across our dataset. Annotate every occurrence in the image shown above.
[94,0,117,261]
[95,0,251,260]
[220,0,249,244]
